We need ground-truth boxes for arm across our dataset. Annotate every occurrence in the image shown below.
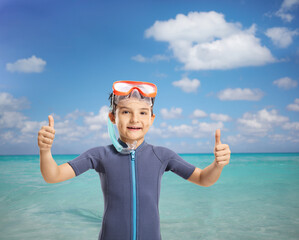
[187,163,223,187]
[40,150,75,183]
[38,115,76,184]
[188,129,230,187]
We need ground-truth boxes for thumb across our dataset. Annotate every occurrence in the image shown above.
[215,129,221,145]
[48,115,54,128]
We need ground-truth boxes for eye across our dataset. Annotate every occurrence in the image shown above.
[122,110,130,114]
[140,111,148,115]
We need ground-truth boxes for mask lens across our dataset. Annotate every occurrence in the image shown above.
[114,82,132,93]
[137,84,156,95]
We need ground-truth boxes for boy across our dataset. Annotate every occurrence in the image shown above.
[38,81,231,240]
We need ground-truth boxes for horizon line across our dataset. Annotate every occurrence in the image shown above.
[1,151,299,156]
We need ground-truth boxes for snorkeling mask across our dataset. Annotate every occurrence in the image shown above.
[107,81,157,154]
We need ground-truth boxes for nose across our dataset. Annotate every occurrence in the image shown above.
[130,112,139,123]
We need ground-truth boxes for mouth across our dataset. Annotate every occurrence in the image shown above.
[127,126,142,131]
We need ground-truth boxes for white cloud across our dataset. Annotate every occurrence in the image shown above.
[237,108,289,136]
[172,77,200,93]
[287,98,299,111]
[191,109,207,118]
[54,119,90,141]
[65,109,89,120]
[269,134,292,142]
[160,107,182,119]
[225,134,258,145]
[21,120,47,133]
[131,54,169,62]
[210,113,232,122]
[131,54,147,62]
[167,124,194,137]
[218,88,264,101]
[273,77,298,89]
[155,72,168,78]
[47,107,109,142]
[145,11,276,70]
[0,92,30,111]
[0,111,28,129]
[84,106,109,130]
[0,91,110,146]
[266,27,299,48]
[226,134,244,145]
[158,122,224,138]
[282,121,299,130]
[1,131,14,142]
[192,119,199,125]
[0,130,31,144]
[101,132,109,140]
[269,134,298,143]
[6,55,46,73]
[198,121,224,133]
[148,120,224,139]
[275,0,299,22]
[148,125,164,137]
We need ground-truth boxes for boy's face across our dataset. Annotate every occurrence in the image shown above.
[109,99,155,147]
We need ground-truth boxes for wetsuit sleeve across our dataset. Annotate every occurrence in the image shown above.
[67,147,102,176]
[165,153,196,179]
[153,146,196,180]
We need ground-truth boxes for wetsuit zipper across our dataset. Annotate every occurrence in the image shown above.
[131,150,137,240]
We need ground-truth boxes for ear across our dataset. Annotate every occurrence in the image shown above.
[108,112,116,124]
[150,113,156,125]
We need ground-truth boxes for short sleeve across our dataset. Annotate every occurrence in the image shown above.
[165,153,196,179]
[67,147,101,176]
[152,146,196,180]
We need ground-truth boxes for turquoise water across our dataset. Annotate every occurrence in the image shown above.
[1,153,299,240]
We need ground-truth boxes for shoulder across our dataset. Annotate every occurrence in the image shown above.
[81,144,116,157]
[149,144,178,160]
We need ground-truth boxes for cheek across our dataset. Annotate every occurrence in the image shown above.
[115,118,125,130]
[143,118,152,128]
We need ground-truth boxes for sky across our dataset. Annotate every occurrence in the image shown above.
[0,0,298,154]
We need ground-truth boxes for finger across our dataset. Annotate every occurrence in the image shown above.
[38,131,55,139]
[44,137,53,145]
[41,126,56,134]
[215,129,221,145]
[216,144,229,151]
[215,149,231,157]
[41,136,53,145]
[48,115,54,128]
[38,140,52,149]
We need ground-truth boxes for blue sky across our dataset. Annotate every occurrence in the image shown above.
[0,0,298,154]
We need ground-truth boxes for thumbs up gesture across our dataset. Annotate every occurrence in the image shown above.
[38,115,56,152]
[214,129,231,168]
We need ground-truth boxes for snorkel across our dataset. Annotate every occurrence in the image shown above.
[107,81,157,154]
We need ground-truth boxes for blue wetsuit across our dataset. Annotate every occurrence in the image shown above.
[67,140,196,240]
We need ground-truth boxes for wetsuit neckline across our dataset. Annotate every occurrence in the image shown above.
[117,138,147,152]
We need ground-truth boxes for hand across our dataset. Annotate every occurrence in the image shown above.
[213,129,230,168]
[38,115,56,151]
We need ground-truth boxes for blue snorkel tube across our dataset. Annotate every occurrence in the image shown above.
[107,118,136,154]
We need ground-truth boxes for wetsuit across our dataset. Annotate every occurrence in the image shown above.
[67,140,196,240]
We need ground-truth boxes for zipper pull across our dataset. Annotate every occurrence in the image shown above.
[131,150,135,161]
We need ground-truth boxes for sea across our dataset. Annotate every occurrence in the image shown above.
[0,153,299,240]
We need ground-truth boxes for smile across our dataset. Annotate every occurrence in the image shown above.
[127,127,142,130]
